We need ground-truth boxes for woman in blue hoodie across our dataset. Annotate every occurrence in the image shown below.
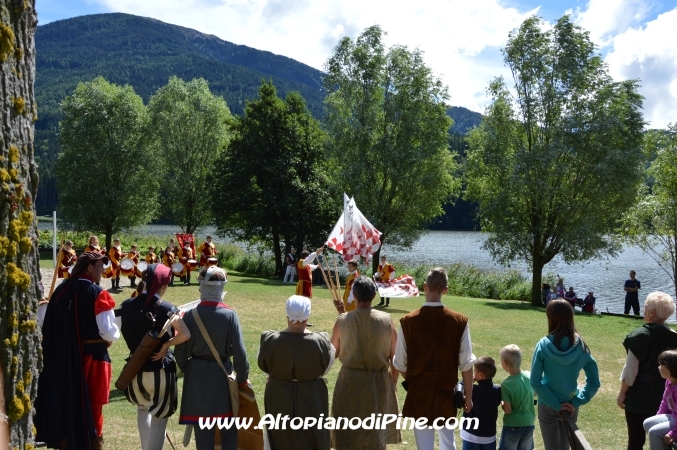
[530,299,600,450]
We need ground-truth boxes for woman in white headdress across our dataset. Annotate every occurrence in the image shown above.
[258,295,335,450]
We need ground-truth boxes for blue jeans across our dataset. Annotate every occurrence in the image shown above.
[498,425,535,450]
[462,439,496,450]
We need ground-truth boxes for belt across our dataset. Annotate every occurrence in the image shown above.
[192,354,228,362]
[83,339,107,344]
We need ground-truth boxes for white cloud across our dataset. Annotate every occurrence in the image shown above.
[91,0,537,113]
[605,7,677,128]
[569,0,655,48]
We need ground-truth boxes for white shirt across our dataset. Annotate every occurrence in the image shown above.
[392,302,475,373]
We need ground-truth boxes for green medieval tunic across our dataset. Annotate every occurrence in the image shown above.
[258,330,333,450]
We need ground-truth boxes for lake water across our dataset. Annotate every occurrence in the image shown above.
[40,223,673,315]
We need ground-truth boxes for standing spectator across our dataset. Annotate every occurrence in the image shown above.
[555,278,565,298]
[618,292,677,450]
[530,299,600,450]
[541,283,551,306]
[35,252,120,450]
[393,267,475,450]
[258,295,334,449]
[624,270,641,315]
[461,357,502,450]
[283,247,297,284]
[175,266,250,450]
[331,276,401,449]
[498,345,535,450]
[643,350,677,450]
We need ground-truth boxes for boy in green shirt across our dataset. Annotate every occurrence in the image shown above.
[499,345,535,450]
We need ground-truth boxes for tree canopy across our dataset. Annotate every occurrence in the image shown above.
[148,76,231,234]
[323,25,460,270]
[56,76,159,249]
[212,80,336,274]
[465,15,645,305]
[623,124,677,298]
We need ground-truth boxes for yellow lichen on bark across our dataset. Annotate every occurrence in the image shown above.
[0,23,15,62]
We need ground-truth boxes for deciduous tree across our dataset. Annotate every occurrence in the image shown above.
[56,76,158,250]
[0,0,42,446]
[148,76,231,234]
[465,16,645,306]
[623,124,677,298]
[323,25,459,271]
[212,81,335,274]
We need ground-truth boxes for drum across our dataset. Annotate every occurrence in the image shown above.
[188,259,198,270]
[120,258,135,276]
[136,260,148,278]
[102,260,113,279]
[207,257,218,267]
[172,262,184,276]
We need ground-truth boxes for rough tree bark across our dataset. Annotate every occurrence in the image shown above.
[0,0,41,448]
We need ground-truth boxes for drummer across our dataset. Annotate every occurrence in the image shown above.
[177,243,195,286]
[57,240,77,280]
[109,238,123,290]
[162,246,175,287]
[127,245,140,288]
[146,246,159,264]
[198,235,217,268]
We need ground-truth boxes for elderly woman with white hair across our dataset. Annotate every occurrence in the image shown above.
[618,291,677,450]
[258,295,335,450]
[175,266,250,450]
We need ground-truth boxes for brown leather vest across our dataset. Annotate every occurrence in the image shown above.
[400,306,468,390]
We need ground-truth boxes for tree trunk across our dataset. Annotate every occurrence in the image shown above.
[105,226,112,253]
[371,234,386,274]
[0,1,41,447]
[532,259,544,307]
[272,230,282,276]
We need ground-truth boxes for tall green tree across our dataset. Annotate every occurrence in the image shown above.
[56,76,158,250]
[465,15,645,306]
[212,80,335,274]
[148,76,231,234]
[323,25,459,271]
[623,124,677,298]
[0,0,41,446]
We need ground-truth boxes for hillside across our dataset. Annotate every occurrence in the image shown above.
[33,13,483,224]
[34,13,326,212]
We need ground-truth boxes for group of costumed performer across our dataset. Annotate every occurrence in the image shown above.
[36,251,120,450]
[296,246,323,298]
[119,263,190,450]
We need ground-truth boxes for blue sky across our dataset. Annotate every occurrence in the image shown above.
[36,0,677,127]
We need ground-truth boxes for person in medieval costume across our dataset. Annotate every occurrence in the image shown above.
[295,247,323,299]
[57,240,77,279]
[35,251,120,450]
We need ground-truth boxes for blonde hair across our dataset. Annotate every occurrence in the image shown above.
[645,291,676,321]
[500,344,522,369]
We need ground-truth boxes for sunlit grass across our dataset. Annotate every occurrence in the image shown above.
[93,273,654,449]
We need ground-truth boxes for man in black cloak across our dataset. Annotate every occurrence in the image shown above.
[35,251,120,450]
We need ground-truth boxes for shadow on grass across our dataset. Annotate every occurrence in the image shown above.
[108,388,127,402]
[235,277,289,286]
[373,306,410,314]
[480,301,544,312]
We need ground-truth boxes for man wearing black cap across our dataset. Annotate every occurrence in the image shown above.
[35,251,121,450]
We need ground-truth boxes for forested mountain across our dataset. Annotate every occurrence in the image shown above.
[34,13,482,229]
[34,13,326,213]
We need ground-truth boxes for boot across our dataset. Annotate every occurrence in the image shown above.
[90,436,104,450]
[377,297,385,306]
[386,297,390,307]
[169,275,174,287]
[115,277,121,289]
[185,272,191,286]
[130,276,136,288]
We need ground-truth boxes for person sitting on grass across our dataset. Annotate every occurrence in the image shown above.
[461,356,502,450]
[582,292,596,313]
[563,286,578,309]
[498,344,535,450]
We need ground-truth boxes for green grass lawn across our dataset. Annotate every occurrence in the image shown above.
[93,273,650,449]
